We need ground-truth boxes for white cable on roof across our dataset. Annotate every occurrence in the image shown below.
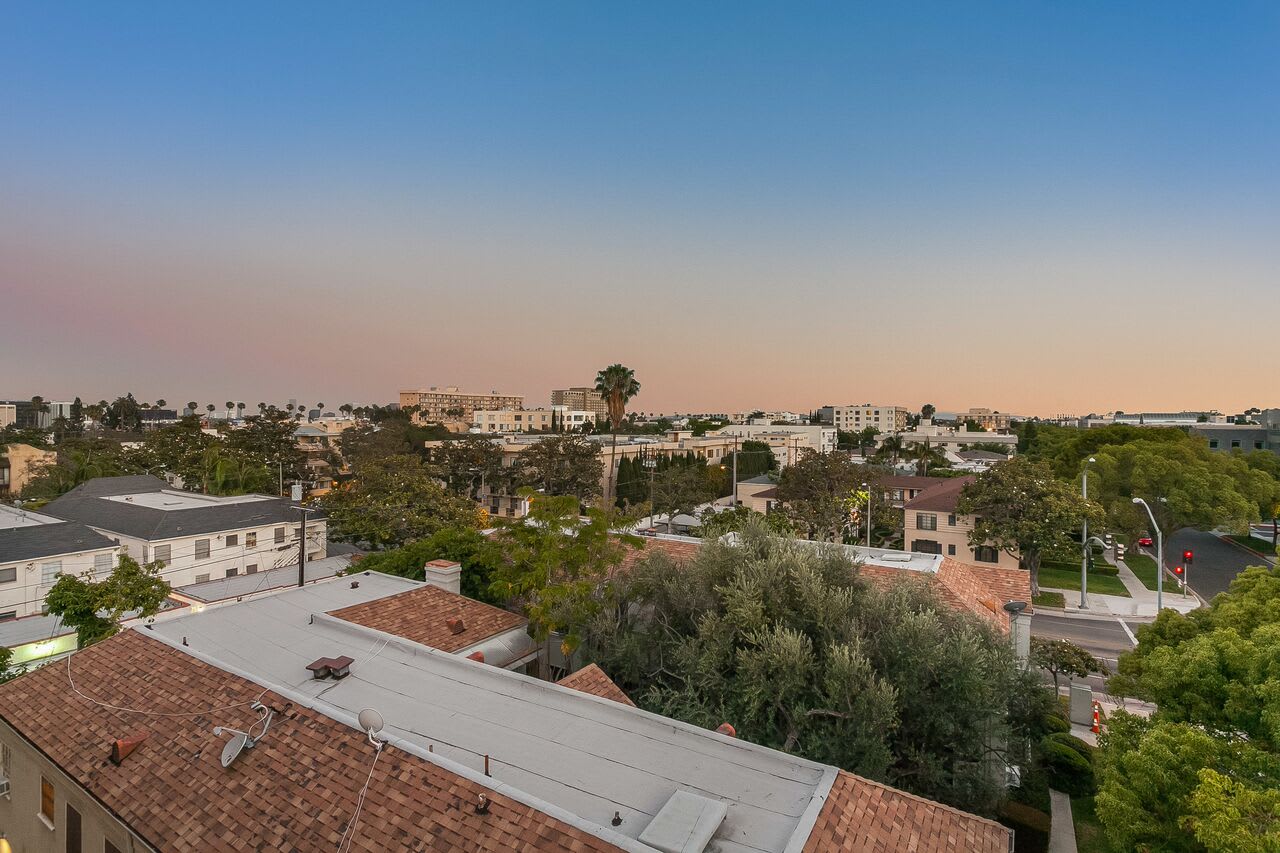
[64,646,267,717]
[336,740,383,853]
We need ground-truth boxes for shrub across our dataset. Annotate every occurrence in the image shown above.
[1041,736,1095,796]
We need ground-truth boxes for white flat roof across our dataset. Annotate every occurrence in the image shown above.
[101,490,274,510]
[0,505,63,530]
[148,575,834,853]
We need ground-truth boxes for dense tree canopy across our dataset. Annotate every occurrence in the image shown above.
[578,522,1051,814]
[514,434,603,503]
[45,554,171,648]
[775,450,876,541]
[353,526,503,603]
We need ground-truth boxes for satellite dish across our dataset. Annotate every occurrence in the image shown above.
[357,708,384,735]
[221,732,248,768]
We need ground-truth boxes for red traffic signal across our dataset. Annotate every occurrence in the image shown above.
[1183,550,1193,562]
[1174,565,1184,575]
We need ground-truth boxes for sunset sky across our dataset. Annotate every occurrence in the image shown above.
[3,3,1278,416]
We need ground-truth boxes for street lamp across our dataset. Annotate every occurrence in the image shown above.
[861,481,872,548]
[1132,497,1164,612]
[1079,535,1107,609]
[1080,457,1097,608]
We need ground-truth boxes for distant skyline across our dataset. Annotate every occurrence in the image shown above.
[4,3,1278,417]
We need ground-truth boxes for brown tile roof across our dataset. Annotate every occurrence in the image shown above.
[617,536,702,573]
[557,664,635,706]
[327,583,527,653]
[858,558,1031,633]
[803,769,1011,852]
[0,630,621,852]
[902,477,975,512]
[879,475,950,491]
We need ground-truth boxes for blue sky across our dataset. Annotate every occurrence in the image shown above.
[3,3,1278,414]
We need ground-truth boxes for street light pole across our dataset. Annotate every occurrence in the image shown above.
[1133,497,1163,612]
[861,481,872,548]
[1080,457,1096,609]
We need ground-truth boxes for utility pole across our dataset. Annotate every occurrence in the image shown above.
[295,501,313,588]
[731,436,738,507]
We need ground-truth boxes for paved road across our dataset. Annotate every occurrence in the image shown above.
[1162,528,1272,601]
[1031,612,1141,668]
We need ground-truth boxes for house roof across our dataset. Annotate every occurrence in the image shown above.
[858,557,1031,632]
[327,583,527,654]
[0,506,117,564]
[43,475,325,541]
[878,475,949,491]
[739,474,777,486]
[0,573,1010,852]
[802,769,1012,852]
[902,477,975,512]
[618,536,703,573]
[957,450,1007,462]
[557,664,635,706]
[173,555,354,603]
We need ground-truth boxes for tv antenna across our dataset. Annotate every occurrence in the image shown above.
[213,702,275,768]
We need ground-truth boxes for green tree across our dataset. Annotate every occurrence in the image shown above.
[45,554,171,648]
[0,646,25,684]
[428,435,506,498]
[698,504,794,538]
[355,526,505,603]
[1185,768,1280,852]
[775,450,868,541]
[487,494,640,655]
[320,453,482,548]
[650,461,718,522]
[579,521,1049,814]
[513,433,603,503]
[594,364,641,504]
[958,457,1103,595]
[921,403,936,420]
[1029,637,1107,692]
[224,408,306,491]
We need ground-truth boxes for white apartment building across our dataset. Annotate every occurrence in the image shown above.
[472,407,596,433]
[42,475,327,587]
[709,423,838,456]
[550,386,609,418]
[0,505,119,624]
[891,419,1018,454]
[820,405,910,434]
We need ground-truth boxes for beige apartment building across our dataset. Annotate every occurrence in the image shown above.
[822,404,910,434]
[902,477,1021,570]
[962,408,1013,431]
[399,386,524,422]
[0,443,56,497]
[550,386,609,418]
[472,407,597,434]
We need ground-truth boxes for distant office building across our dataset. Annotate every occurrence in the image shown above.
[959,408,1012,432]
[550,387,609,418]
[1192,408,1280,456]
[1113,411,1227,426]
[819,405,910,434]
[0,401,41,429]
[399,386,524,422]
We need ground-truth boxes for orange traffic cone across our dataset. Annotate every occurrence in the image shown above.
[1091,701,1102,734]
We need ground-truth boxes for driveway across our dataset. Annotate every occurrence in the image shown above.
[1161,528,1272,601]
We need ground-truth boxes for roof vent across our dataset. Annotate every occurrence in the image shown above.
[639,790,729,853]
[467,651,485,663]
[447,617,466,635]
[715,723,736,738]
[109,732,150,765]
[306,655,355,680]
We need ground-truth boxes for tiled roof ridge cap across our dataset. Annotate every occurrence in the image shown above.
[141,628,655,853]
[833,768,1012,834]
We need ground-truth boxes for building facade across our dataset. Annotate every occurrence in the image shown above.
[0,505,119,625]
[399,386,525,422]
[960,408,1012,431]
[820,404,910,434]
[1192,409,1280,456]
[472,407,596,434]
[902,477,1021,570]
[0,443,57,497]
[550,387,609,418]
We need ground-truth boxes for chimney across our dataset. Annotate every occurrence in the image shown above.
[1003,601,1031,666]
[423,560,462,595]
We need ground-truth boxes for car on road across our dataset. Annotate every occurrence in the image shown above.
[1137,534,1154,547]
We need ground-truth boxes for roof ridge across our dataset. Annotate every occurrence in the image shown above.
[833,768,1011,833]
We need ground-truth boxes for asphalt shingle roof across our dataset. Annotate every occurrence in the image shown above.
[43,476,323,541]
[0,520,117,563]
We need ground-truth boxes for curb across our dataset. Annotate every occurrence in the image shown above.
[1217,533,1276,562]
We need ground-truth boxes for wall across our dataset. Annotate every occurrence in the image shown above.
[0,544,119,620]
[904,509,1020,570]
[0,444,57,496]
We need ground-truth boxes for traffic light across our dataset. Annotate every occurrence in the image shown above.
[1174,565,1184,575]
[1183,549,1194,563]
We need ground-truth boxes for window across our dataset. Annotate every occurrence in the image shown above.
[246,532,257,548]
[0,567,15,584]
[1209,439,1219,449]
[974,546,1000,563]
[153,544,171,565]
[274,527,285,543]
[947,513,957,526]
[41,561,63,584]
[246,564,258,574]
[948,544,956,556]
[226,534,238,547]
[1257,441,1265,450]
[226,568,238,577]
[1231,440,1241,449]
[916,513,938,531]
[194,573,211,583]
[194,539,210,560]
[41,776,55,826]
[94,553,113,574]
[912,539,942,555]
[66,803,82,852]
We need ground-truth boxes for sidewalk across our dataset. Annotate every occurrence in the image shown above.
[1041,550,1201,617]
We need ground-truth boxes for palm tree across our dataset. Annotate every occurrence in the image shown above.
[187,401,198,416]
[225,401,234,420]
[904,439,947,476]
[258,402,267,414]
[339,403,353,419]
[594,364,641,504]
[155,399,167,410]
[875,435,905,465]
[206,403,215,418]
[236,402,246,420]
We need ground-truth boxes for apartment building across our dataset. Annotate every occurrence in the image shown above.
[1192,410,1280,456]
[0,443,56,497]
[399,385,525,422]
[472,407,596,433]
[961,408,1012,431]
[819,404,910,434]
[0,571,1012,853]
[42,475,327,586]
[903,477,1021,570]
[0,505,119,625]
[550,386,609,418]
[710,423,837,457]
[892,419,1019,454]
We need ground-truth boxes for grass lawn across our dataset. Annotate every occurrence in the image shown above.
[1033,590,1066,609]
[1072,795,1115,853]
[1122,553,1161,591]
[1226,534,1276,557]
[1038,561,1130,597]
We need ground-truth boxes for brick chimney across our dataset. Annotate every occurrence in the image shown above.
[423,559,462,595]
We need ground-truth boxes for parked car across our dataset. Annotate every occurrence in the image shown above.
[1137,534,1154,547]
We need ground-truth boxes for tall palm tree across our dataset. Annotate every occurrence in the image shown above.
[206,403,215,418]
[236,402,246,420]
[905,439,947,476]
[225,401,234,420]
[187,401,198,416]
[594,364,641,504]
[258,402,267,414]
[875,435,904,465]
[155,398,167,409]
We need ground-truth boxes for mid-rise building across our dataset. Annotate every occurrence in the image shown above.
[399,385,525,423]
[0,443,56,497]
[1192,408,1280,456]
[890,420,1018,454]
[472,407,596,434]
[0,505,119,625]
[42,475,327,586]
[550,386,609,418]
[959,408,1012,432]
[819,405,910,434]
[710,423,838,457]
